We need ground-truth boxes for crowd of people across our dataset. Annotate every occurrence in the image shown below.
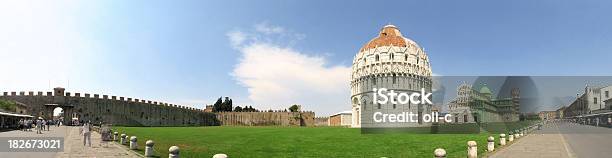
[14,118,96,147]
[17,118,60,134]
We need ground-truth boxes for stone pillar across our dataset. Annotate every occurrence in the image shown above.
[467,141,477,158]
[434,148,446,158]
[499,134,506,146]
[120,134,127,145]
[113,132,119,141]
[145,140,155,157]
[130,136,138,150]
[514,130,520,138]
[169,146,179,158]
[509,133,514,142]
[487,136,495,152]
[212,153,228,158]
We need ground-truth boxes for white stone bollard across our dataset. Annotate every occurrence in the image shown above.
[508,133,514,142]
[130,136,138,150]
[434,148,446,158]
[499,134,506,146]
[145,140,155,157]
[212,153,228,158]
[467,141,477,158]
[113,132,119,141]
[514,130,520,138]
[487,136,495,152]
[123,134,130,145]
[520,129,524,137]
[120,134,127,145]
[169,146,179,158]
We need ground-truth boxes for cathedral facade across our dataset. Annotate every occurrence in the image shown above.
[448,83,520,123]
[350,25,433,128]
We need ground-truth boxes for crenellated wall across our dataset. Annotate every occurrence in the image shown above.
[0,90,220,127]
[216,111,315,126]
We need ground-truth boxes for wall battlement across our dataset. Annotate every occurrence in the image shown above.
[1,90,194,110]
[216,111,315,126]
[0,88,219,127]
[1,88,315,127]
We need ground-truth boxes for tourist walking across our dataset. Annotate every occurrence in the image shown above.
[36,119,42,134]
[27,119,32,131]
[42,119,47,131]
[18,119,23,131]
[82,121,92,147]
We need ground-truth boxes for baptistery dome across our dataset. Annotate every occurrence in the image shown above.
[352,24,432,80]
[350,25,433,128]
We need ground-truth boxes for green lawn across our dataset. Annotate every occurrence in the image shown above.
[111,126,508,158]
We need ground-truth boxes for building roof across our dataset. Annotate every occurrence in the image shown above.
[330,111,352,117]
[479,84,492,94]
[0,111,33,118]
[359,25,420,52]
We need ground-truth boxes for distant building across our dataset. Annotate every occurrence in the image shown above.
[329,111,352,126]
[538,111,557,120]
[564,85,612,117]
[204,105,213,112]
[448,83,520,123]
[556,106,566,119]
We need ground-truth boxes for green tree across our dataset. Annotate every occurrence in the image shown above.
[289,104,300,112]
[0,99,17,112]
[234,106,242,112]
[212,97,223,112]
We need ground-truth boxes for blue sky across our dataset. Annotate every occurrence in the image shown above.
[1,0,611,115]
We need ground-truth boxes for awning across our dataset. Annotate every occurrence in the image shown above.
[0,111,34,118]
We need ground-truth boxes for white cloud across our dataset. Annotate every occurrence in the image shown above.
[227,30,247,47]
[229,24,351,116]
[255,22,285,34]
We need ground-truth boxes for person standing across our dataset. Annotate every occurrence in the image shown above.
[18,119,23,131]
[82,122,91,147]
[27,119,32,131]
[46,120,51,131]
[36,119,42,134]
[42,120,47,131]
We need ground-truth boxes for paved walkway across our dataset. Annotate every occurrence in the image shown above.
[55,126,141,158]
[490,133,573,158]
[0,125,66,158]
[0,126,140,158]
[491,121,612,158]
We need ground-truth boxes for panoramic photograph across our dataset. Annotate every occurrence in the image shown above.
[1,0,612,158]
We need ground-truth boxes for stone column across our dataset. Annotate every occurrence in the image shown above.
[120,134,127,145]
[499,134,506,146]
[126,135,130,144]
[467,141,477,158]
[213,154,228,158]
[145,140,155,157]
[434,148,446,158]
[169,146,179,158]
[487,136,495,152]
[113,132,118,141]
[509,132,514,142]
[130,136,138,150]
[514,130,520,138]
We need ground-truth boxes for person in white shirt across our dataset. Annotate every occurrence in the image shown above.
[82,121,91,147]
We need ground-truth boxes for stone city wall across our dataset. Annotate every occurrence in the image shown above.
[0,91,219,126]
[216,111,315,126]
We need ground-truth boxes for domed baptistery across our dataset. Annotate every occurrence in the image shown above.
[350,25,433,128]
